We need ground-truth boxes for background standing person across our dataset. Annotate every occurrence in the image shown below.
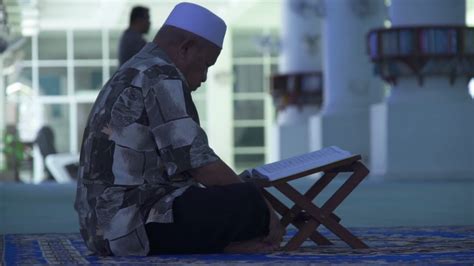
[118,6,151,66]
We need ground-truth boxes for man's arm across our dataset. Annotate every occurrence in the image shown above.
[188,159,242,186]
[189,159,286,248]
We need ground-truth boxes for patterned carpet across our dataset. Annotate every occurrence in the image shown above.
[2,226,474,265]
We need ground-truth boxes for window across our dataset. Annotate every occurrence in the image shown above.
[74,31,102,60]
[43,104,70,153]
[234,127,265,147]
[74,66,103,93]
[38,31,67,60]
[11,25,280,181]
[77,103,94,146]
[233,64,264,93]
[234,100,264,120]
[231,29,279,172]
[38,67,68,96]
[109,30,121,60]
[193,84,208,129]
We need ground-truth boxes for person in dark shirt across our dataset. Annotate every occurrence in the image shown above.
[118,6,151,66]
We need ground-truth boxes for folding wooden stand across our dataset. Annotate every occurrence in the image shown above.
[257,155,369,251]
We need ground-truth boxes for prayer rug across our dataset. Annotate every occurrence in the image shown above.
[2,226,474,264]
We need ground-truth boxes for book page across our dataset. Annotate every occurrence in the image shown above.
[252,146,353,181]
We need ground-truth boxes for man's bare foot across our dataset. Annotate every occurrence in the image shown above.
[263,205,286,245]
[224,239,279,253]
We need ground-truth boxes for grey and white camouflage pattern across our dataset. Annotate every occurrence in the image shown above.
[74,43,219,256]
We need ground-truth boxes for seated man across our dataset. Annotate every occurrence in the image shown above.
[74,2,284,256]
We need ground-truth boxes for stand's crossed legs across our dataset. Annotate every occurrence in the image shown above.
[262,161,370,251]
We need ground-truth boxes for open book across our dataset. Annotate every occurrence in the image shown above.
[242,146,356,181]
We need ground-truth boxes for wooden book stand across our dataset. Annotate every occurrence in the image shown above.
[254,155,369,251]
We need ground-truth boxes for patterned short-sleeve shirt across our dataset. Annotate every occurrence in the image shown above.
[74,43,219,256]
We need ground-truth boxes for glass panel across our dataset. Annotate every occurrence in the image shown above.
[22,37,33,60]
[271,63,279,74]
[234,154,265,171]
[109,30,121,59]
[234,100,264,120]
[232,30,261,57]
[75,67,103,93]
[77,103,94,149]
[38,31,67,60]
[234,127,264,147]
[38,67,68,95]
[12,67,32,87]
[192,84,207,122]
[43,104,70,153]
[267,30,280,57]
[193,99,207,123]
[233,64,264,92]
[109,65,118,78]
[74,30,102,59]
[2,55,16,72]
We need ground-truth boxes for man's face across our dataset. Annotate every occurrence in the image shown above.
[178,41,221,92]
[140,12,151,34]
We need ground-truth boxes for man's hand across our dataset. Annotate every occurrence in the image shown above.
[189,159,242,186]
[189,160,286,248]
[238,170,251,181]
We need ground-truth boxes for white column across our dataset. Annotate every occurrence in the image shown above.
[317,0,385,160]
[279,0,322,73]
[31,33,46,183]
[372,0,474,179]
[273,0,323,160]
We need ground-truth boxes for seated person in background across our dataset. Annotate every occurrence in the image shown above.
[35,126,79,183]
[74,2,284,256]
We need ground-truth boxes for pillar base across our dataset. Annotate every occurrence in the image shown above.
[271,123,309,161]
[371,101,474,180]
[311,107,370,162]
[271,106,319,161]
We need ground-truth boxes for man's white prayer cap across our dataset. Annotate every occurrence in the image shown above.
[164,2,226,48]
